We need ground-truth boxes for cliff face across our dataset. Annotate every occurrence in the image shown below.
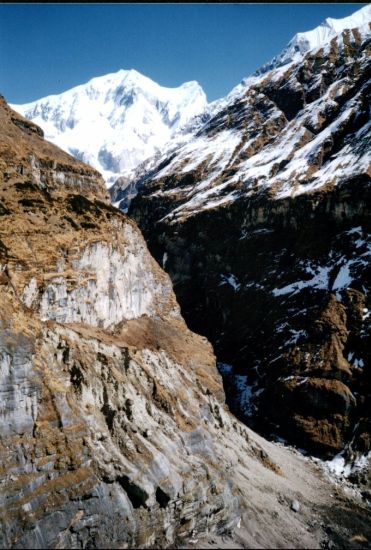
[129,25,371,462]
[3,97,361,549]
[0,96,231,547]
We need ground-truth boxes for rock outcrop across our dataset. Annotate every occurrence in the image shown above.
[6,96,371,549]
[128,14,371,460]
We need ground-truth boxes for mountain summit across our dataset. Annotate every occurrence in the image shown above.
[12,69,207,186]
[258,4,371,73]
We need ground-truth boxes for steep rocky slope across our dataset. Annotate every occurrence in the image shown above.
[129,8,371,464]
[5,96,371,549]
[12,70,207,187]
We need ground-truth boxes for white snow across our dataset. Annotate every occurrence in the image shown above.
[332,263,352,291]
[272,266,331,297]
[326,454,352,477]
[216,363,259,417]
[217,362,234,375]
[219,274,241,292]
[325,450,371,479]
[272,250,369,298]
[346,226,362,235]
[285,329,308,346]
[138,5,371,219]
[160,128,240,179]
[234,374,255,416]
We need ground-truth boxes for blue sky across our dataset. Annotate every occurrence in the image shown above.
[0,3,366,104]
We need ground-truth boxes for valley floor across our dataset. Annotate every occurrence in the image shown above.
[182,438,371,550]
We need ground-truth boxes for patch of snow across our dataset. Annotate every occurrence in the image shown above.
[325,450,371,480]
[285,329,308,346]
[234,374,255,416]
[346,226,362,235]
[220,274,241,292]
[217,363,234,375]
[240,228,274,240]
[260,5,371,72]
[272,266,331,296]
[217,363,260,418]
[326,454,352,477]
[332,263,352,291]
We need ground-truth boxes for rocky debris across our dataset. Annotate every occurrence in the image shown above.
[128,16,371,464]
[291,500,301,513]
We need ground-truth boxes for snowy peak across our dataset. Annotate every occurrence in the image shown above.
[11,69,207,186]
[16,68,206,127]
[259,4,371,73]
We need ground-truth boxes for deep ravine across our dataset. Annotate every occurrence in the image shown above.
[1,97,371,549]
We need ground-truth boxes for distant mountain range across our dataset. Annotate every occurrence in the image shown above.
[12,5,371,196]
[109,3,371,212]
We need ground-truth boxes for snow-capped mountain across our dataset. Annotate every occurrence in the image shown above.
[11,69,207,186]
[117,5,371,219]
[258,3,371,73]
[128,5,371,461]
[110,5,371,211]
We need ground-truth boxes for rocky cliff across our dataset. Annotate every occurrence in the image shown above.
[5,96,371,549]
[128,13,371,465]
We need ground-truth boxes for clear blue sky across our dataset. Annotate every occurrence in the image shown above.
[0,3,366,104]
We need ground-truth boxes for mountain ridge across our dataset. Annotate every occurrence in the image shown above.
[257,4,371,74]
[128,6,371,466]
[110,4,371,211]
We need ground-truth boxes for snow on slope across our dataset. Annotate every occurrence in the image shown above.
[11,69,207,186]
[123,5,371,220]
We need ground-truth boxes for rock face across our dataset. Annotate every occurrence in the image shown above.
[129,9,371,459]
[0,96,231,548]
[5,96,365,549]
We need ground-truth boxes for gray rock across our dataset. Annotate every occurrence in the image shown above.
[291,500,301,513]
